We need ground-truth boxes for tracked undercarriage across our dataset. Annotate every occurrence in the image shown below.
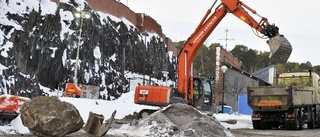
[0,95,29,126]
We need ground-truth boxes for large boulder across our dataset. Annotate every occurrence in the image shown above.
[20,96,84,137]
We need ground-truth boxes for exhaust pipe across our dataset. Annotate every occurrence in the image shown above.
[267,34,292,64]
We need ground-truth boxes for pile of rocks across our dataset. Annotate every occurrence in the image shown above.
[132,103,230,137]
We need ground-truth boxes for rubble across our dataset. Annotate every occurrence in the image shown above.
[84,110,116,137]
[112,103,231,137]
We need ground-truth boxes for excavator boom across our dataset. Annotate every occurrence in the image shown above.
[177,0,292,104]
[135,0,292,108]
[221,0,292,63]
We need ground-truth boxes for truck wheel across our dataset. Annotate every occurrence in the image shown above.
[307,111,316,129]
[298,109,304,130]
[316,111,320,128]
[290,110,300,130]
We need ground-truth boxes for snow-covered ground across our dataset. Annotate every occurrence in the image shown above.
[0,78,252,136]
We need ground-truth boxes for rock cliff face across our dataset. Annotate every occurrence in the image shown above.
[0,0,175,99]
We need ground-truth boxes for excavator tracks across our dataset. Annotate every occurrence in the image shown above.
[0,95,30,126]
[267,34,292,64]
[0,111,19,125]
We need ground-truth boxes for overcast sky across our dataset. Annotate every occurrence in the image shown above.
[120,0,320,66]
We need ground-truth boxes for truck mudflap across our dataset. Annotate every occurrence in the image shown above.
[84,110,116,137]
[267,34,292,64]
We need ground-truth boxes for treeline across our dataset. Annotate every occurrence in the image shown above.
[175,41,320,77]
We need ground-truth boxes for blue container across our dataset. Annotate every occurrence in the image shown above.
[223,106,233,114]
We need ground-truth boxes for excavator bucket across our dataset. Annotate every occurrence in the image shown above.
[84,110,116,137]
[267,34,292,64]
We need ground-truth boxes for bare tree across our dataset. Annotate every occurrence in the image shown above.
[225,75,257,112]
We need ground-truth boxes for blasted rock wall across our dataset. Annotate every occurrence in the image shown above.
[0,0,173,99]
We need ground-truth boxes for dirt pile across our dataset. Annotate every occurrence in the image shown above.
[134,103,231,137]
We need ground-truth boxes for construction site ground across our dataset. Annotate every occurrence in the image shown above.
[2,128,320,137]
[3,102,320,137]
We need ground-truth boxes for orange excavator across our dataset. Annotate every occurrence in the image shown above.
[0,94,30,125]
[134,0,292,117]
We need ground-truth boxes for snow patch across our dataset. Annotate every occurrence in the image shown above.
[93,46,101,59]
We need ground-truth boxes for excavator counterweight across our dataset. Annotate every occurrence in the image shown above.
[267,34,292,64]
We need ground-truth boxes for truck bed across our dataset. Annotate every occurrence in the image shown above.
[248,86,316,111]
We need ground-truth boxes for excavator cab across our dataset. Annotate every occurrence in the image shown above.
[193,77,214,111]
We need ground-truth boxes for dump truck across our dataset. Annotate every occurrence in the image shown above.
[248,71,320,130]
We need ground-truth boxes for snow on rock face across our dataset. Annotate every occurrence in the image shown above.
[112,103,229,137]
[0,0,174,99]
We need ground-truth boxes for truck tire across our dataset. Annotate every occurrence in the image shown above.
[307,111,316,129]
[298,109,304,130]
[316,111,320,128]
[290,109,301,130]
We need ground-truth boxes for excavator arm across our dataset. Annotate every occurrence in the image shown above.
[134,0,292,109]
[178,0,292,104]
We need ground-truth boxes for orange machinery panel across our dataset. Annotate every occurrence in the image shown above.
[134,85,172,106]
[65,83,82,97]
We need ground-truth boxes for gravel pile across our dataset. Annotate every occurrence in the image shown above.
[134,103,231,137]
